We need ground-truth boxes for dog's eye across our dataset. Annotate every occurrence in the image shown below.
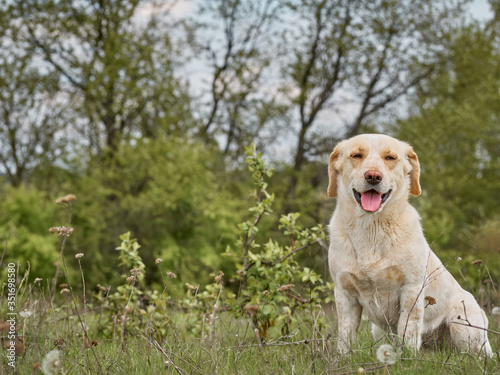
[385,155,397,161]
[351,154,363,159]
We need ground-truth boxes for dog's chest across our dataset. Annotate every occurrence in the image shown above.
[338,266,404,297]
[338,266,405,326]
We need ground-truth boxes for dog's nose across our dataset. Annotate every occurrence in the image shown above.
[364,170,382,185]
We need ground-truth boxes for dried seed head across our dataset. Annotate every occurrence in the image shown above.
[166,272,177,279]
[277,284,294,292]
[424,296,436,307]
[49,226,74,238]
[471,259,483,268]
[130,268,141,276]
[185,283,197,290]
[75,253,84,259]
[155,258,163,264]
[236,269,247,275]
[34,278,43,285]
[60,288,70,294]
[97,284,109,292]
[55,194,77,204]
[126,275,136,285]
[244,304,259,317]
[215,271,224,283]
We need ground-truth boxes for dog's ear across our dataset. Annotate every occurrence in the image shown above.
[406,146,421,196]
[328,143,343,198]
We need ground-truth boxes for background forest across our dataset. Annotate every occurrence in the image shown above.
[1,1,500,373]
[0,0,499,318]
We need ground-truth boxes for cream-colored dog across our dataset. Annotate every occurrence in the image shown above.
[327,134,492,356]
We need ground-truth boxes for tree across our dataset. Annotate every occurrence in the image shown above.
[282,0,469,197]
[195,0,287,161]
[0,6,65,186]
[8,0,193,156]
[393,18,500,250]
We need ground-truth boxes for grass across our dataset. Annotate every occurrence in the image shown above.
[0,225,499,374]
[1,290,499,374]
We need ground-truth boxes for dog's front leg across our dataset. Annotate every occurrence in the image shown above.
[335,287,362,353]
[398,285,424,350]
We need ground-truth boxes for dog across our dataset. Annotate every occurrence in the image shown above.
[327,134,492,356]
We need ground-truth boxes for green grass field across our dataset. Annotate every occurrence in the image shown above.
[1,293,499,374]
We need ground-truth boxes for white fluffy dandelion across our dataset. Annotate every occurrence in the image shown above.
[19,309,33,318]
[41,349,62,375]
[376,344,396,365]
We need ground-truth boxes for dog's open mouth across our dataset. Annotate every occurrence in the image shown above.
[353,189,392,212]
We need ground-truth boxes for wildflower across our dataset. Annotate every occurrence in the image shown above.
[41,349,62,375]
[60,288,70,294]
[97,284,109,292]
[55,194,77,204]
[49,226,74,238]
[424,296,436,308]
[19,309,33,318]
[130,268,141,276]
[492,307,500,316]
[215,271,224,283]
[126,275,136,285]
[155,258,163,264]
[236,269,247,275]
[185,283,196,290]
[376,344,397,365]
[34,278,43,285]
[53,338,65,349]
[471,259,483,269]
[277,284,294,292]
[75,253,84,259]
[166,272,177,279]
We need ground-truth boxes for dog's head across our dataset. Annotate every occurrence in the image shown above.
[328,134,420,213]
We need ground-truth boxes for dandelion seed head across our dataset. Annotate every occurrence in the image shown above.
[41,349,62,375]
[19,309,33,318]
[376,344,396,365]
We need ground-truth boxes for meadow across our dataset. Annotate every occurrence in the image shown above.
[1,147,499,374]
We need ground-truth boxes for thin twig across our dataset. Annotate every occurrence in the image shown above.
[451,321,500,336]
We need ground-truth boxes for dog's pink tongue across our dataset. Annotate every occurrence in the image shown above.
[361,191,382,212]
